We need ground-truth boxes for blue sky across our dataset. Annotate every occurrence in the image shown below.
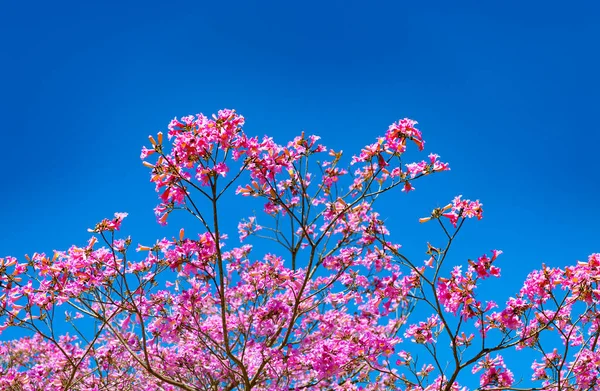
[1,0,599,384]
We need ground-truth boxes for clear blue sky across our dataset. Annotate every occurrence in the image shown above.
[1,0,599,381]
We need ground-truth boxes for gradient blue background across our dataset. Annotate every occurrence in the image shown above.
[1,0,599,385]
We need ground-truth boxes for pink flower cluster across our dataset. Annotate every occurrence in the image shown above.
[436,250,502,320]
[404,314,442,344]
[471,354,514,389]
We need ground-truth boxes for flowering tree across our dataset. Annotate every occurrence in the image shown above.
[1,109,599,390]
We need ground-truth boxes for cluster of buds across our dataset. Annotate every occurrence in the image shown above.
[419,203,453,224]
